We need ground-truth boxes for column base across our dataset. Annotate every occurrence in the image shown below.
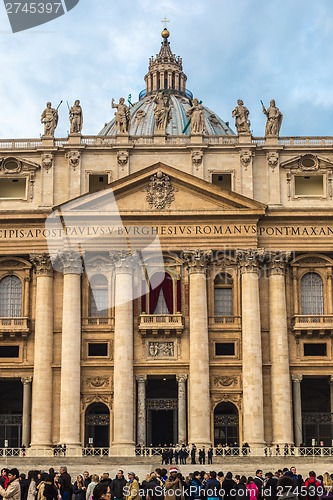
[110,443,136,456]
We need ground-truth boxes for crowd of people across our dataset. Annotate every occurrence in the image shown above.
[0,465,333,500]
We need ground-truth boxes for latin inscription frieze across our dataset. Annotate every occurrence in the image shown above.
[1,223,333,241]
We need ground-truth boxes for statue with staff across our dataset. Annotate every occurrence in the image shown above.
[261,99,283,136]
[41,101,62,137]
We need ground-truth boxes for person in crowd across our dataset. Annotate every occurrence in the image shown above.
[37,473,49,500]
[205,471,220,500]
[164,468,182,500]
[110,471,126,500]
[304,472,322,500]
[99,476,111,489]
[322,473,333,498]
[222,472,237,500]
[27,471,38,500]
[92,484,110,500]
[253,470,264,500]
[43,474,57,500]
[189,471,202,500]
[246,477,258,500]
[0,469,21,500]
[58,468,71,500]
[265,472,279,500]
[73,476,86,500]
[19,474,29,500]
[277,476,297,500]
[236,476,247,500]
[86,476,100,500]
[125,473,139,500]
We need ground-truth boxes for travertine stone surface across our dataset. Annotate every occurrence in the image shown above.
[30,254,54,448]
[237,249,265,446]
[268,252,293,445]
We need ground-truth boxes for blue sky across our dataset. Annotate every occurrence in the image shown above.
[0,0,333,138]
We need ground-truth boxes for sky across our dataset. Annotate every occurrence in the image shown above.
[0,0,333,138]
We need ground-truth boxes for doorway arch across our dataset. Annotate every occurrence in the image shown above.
[85,403,110,447]
[214,402,239,446]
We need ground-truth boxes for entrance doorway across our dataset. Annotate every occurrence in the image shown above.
[0,379,23,447]
[214,402,239,446]
[301,377,332,446]
[146,376,178,446]
[85,403,110,447]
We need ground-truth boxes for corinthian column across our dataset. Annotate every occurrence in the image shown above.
[292,375,303,447]
[236,249,265,446]
[58,251,82,447]
[21,377,32,447]
[268,252,293,445]
[110,251,136,455]
[177,374,188,444]
[184,249,212,447]
[30,254,54,448]
[136,375,147,446]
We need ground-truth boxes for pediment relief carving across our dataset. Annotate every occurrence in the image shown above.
[0,156,40,174]
[280,154,333,171]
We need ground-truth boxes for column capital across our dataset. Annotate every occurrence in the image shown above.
[267,251,291,276]
[136,375,147,383]
[183,249,212,274]
[236,249,265,274]
[30,253,53,277]
[57,251,82,274]
[176,374,188,383]
[109,250,137,274]
[21,376,33,385]
[291,374,303,383]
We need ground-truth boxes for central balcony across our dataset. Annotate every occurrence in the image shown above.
[292,315,333,336]
[139,313,184,336]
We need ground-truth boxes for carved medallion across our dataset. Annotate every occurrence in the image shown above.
[145,171,175,210]
[86,376,110,388]
[213,376,237,388]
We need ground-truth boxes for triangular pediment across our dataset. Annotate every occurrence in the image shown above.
[55,163,266,216]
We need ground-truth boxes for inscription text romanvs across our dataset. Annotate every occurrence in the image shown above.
[0,224,333,240]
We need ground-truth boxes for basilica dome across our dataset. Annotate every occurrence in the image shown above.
[99,30,234,137]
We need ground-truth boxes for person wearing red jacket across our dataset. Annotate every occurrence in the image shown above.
[304,472,322,500]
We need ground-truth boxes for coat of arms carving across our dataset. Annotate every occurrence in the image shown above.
[145,171,176,209]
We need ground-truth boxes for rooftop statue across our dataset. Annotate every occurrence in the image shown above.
[232,99,251,134]
[112,97,130,134]
[41,102,58,137]
[69,99,83,134]
[262,99,283,137]
[186,98,205,134]
[153,91,172,131]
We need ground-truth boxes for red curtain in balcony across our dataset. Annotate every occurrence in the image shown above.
[149,272,173,314]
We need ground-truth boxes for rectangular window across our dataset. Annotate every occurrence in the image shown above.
[214,288,233,316]
[304,343,327,356]
[212,173,232,191]
[88,343,108,357]
[0,345,19,358]
[215,342,235,356]
[89,175,109,194]
[0,178,27,199]
[295,175,323,196]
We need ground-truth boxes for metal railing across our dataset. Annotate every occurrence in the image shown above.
[2,446,333,458]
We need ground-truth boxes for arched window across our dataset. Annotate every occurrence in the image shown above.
[89,274,108,317]
[0,276,22,317]
[301,272,324,315]
[214,273,233,316]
